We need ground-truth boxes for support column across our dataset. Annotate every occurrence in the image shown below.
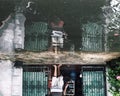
[0,60,13,96]
[11,67,23,96]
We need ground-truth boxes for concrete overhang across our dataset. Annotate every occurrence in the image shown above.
[0,51,120,65]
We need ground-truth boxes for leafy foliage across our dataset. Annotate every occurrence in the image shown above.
[107,60,120,96]
[102,0,120,51]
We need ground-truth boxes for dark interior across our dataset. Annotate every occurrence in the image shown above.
[61,65,82,96]
[51,65,82,96]
[0,0,106,50]
[24,0,105,50]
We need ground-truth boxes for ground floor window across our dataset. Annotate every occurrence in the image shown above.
[82,66,106,96]
[22,65,50,96]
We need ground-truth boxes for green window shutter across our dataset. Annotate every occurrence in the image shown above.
[81,22,104,52]
[82,66,106,96]
[25,22,50,51]
[23,66,49,96]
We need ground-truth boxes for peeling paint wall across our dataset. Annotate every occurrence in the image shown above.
[0,13,25,96]
[0,60,13,96]
[0,13,26,53]
[0,60,22,96]
[0,15,15,53]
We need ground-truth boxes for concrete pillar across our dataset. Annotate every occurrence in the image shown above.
[11,67,22,96]
[0,60,13,96]
[14,13,26,49]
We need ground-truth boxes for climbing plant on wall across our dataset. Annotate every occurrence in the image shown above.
[107,60,120,96]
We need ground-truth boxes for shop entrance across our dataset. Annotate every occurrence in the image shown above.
[61,65,106,96]
[22,65,106,96]
[61,65,82,96]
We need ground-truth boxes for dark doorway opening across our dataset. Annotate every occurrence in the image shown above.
[59,65,106,96]
[60,65,82,96]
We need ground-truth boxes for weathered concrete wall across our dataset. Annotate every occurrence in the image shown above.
[0,60,22,96]
[0,60,13,96]
[0,13,25,96]
[0,15,15,53]
[0,13,26,53]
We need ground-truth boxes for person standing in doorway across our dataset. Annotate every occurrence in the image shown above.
[51,64,64,96]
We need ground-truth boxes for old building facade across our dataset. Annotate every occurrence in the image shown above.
[0,0,120,96]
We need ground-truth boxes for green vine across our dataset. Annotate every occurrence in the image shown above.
[107,60,120,96]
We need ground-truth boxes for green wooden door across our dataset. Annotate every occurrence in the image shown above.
[82,66,106,96]
[23,66,49,96]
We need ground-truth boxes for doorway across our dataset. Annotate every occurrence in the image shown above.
[22,65,106,96]
[61,65,106,96]
[61,65,82,96]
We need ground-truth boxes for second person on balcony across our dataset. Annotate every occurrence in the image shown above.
[49,16,67,53]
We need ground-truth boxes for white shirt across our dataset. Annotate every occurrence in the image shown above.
[51,76,64,92]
